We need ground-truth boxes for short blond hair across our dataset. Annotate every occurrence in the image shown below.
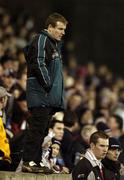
[45,13,68,28]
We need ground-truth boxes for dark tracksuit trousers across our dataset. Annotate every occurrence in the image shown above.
[23,107,52,164]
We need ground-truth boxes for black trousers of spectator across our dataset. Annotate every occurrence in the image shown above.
[23,107,52,164]
[0,160,11,171]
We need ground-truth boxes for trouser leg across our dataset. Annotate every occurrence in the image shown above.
[23,107,52,164]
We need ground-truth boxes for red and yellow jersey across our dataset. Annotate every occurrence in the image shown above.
[0,117,11,162]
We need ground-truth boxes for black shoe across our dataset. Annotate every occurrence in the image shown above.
[22,161,41,173]
[22,161,53,174]
[39,166,53,174]
[39,162,53,174]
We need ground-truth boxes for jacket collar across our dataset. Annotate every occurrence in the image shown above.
[102,157,120,172]
[85,149,103,169]
[41,30,63,48]
[41,30,57,43]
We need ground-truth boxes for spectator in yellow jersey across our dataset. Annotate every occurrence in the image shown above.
[0,86,11,170]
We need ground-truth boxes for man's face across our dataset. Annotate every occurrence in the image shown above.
[48,21,66,41]
[91,138,109,160]
[106,149,121,161]
[18,100,28,112]
[52,122,64,140]
[107,117,118,130]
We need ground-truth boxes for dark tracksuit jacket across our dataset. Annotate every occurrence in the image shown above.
[102,157,121,180]
[24,30,65,113]
[72,150,109,180]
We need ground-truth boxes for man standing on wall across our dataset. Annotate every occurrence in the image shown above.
[23,13,68,173]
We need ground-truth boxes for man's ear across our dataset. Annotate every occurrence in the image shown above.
[48,24,53,31]
[49,128,52,132]
[90,142,95,150]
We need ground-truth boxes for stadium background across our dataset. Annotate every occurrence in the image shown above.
[0,0,124,76]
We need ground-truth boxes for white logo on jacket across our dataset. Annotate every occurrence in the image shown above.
[52,49,59,59]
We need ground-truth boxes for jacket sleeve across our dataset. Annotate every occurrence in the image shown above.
[72,158,93,180]
[29,34,51,92]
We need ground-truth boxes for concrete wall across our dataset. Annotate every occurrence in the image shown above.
[0,171,71,180]
[0,171,124,180]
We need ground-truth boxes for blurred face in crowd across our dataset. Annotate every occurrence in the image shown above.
[0,43,5,57]
[47,21,66,41]
[91,138,109,160]
[87,62,95,75]
[0,96,8,109]
[12,59,19,72]
[0,65,3,76]
[100,108,110,119]
[106,148,121,161]
[52,122,64,140]
[2,75,15,90]
[81,125,97,144]
[18,74,27,90]
[51,143,60,158]
[18,100,28,112]
[107,117,119,130]
[18,51,26,64]
[80,109,93,125]
[68,95,82,111]
[2,60,13,69]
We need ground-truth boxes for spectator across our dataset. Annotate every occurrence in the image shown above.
[102,137,122,180]
[49,139,69,174]
[72,131,109,180]
[107,114,123,138]
[49,119,64,141]
[61,110,80,171]
[77,125,97,153]
[22,13,68,173]
[0,86,11,170]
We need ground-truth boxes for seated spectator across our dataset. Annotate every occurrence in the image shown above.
[0,86,11,170]
[49,119,64,141]
[102,137,122,180]
[78,107,94,128]
[40,131,55,169]
[77,125,97,153]
[61,110,80,172]
[107,114,123,138]
[0,116,11,171]
[11,91,29,135]
[49,139,69,174]
[49,118,70,171]
[107,114,124,164]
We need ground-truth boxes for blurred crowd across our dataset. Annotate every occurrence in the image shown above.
[0,5,124,176]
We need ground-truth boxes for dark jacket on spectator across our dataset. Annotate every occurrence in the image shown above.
[102,157,121,180]
[72,150,109,180]
[61,128,77,171]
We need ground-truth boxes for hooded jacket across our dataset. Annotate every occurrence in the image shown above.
[24,30,65,112]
